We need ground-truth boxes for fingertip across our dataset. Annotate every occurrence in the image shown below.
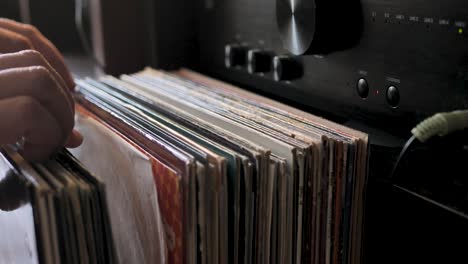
[60,66,76,91]
[65,130,83,148]
[68,79,77,92]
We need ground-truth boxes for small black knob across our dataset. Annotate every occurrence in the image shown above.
[386,86,400,107]
[247,49,273,74]
[225,44,249,68]
[357,78,369,99]
[273,55,303,81]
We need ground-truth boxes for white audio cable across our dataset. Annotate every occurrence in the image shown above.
[411,110,468,142]
[391,109,468,179]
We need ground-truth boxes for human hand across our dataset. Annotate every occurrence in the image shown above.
[0,18,82,161]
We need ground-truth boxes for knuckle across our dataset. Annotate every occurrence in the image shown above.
[22,24,39,36]
[25,66,74,133]
[14,36,32,50]
[28,65,52,86]
[20,49,42,59]
[21,50,47,66]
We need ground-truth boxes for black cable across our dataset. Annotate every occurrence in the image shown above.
[392,184,468,220]
[389,133,468,219]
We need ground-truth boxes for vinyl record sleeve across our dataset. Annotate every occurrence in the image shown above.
[96,76,270,264]
[76,94,199,264]
[0,147,117,264]
[175,68,369,264]
[0,150,40,264]
[34,164,70,264]
[77,68,369,264]
[70,107,170,264]
[135,69,324,264]
[331,141,345,264]
[76,83,227,264]
[119,74,300,263]
[119,71,316,264]
[57,152,114,264]
[47,161,91,264]
[54,157,102,264]
[7,150,56,264]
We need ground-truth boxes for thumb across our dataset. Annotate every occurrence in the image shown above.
[65,129,83,148]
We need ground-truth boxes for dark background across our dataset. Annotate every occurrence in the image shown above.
[0,0,155,77]
[0,0,197,76]
[0,0,83,52]
[0,0,20,21]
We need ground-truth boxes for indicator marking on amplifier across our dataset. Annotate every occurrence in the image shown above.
[439,19,450,26]
[459,28,464,35]
[423,17,434,24]
[455,21,466,28]
[396,14,405,20]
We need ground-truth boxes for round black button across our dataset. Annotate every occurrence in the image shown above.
[386,86,400,107]
[357,78,369,99]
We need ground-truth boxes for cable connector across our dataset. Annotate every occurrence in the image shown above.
[412,110,468,142]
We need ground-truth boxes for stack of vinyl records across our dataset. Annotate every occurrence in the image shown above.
[0,147,116,264]
[72,68,369,264]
